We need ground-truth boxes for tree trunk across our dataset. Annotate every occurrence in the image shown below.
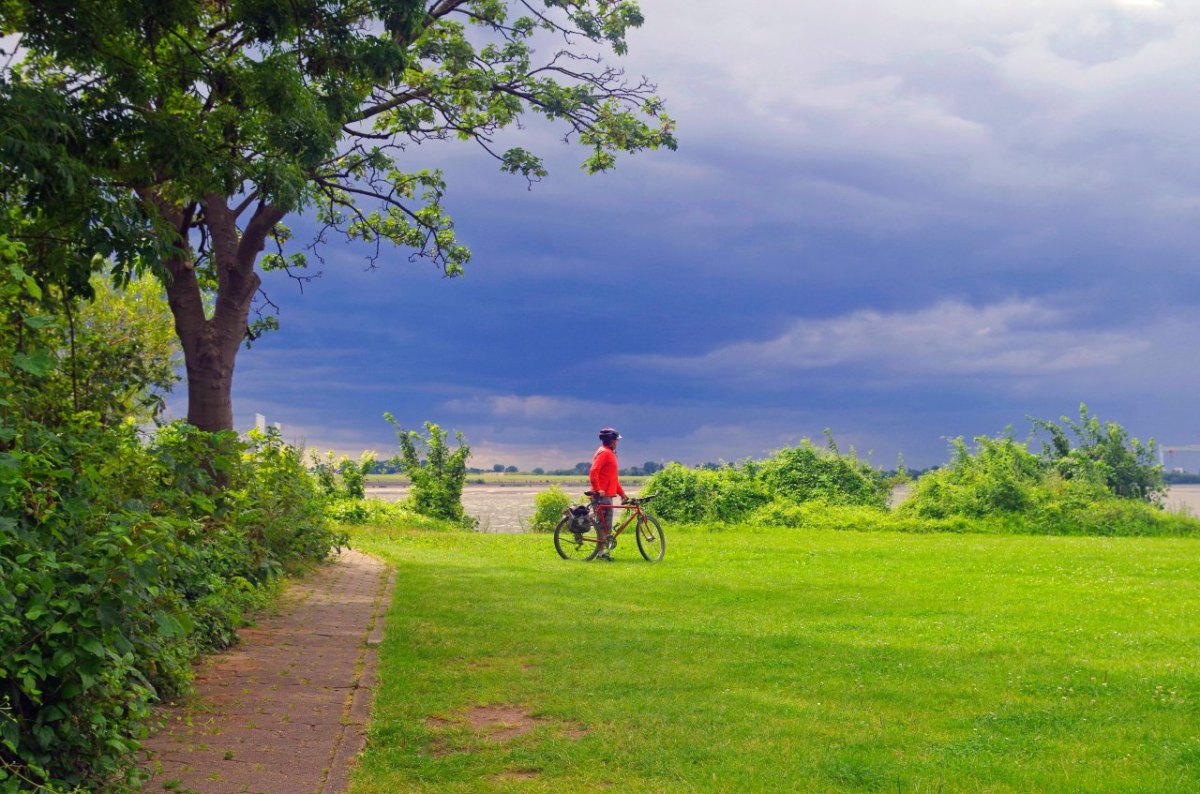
[161,252,255,433]
[148,192,282,433]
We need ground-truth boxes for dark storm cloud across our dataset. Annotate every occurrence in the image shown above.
[207,0,1200,469]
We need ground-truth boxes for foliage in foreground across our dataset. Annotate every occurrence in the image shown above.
[0,242,338,791]
[1,422,337,792]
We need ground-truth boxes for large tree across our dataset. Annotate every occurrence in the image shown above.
[0,0,674,430]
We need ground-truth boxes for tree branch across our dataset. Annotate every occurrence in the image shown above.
[429,0,471,20]
[231,191,261,220]
[349,86,435,124]
[238,201,287,269]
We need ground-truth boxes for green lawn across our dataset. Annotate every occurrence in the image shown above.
[347,526,1200,793]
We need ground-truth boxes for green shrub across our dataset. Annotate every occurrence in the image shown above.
[312,451,375,501]
[0,237,340,790]
[0,420,338,792]
[756,439,889,509]
[1032,404,1165,505]
[643,463,771,524]
[643,438,885,525]
[388,417,475,528]
[1,416,186,791]
[897,434,1200,538]
[530,485,571,532]
[340,452,373,500]
[902,436,1045,519]
[237,428,341,564]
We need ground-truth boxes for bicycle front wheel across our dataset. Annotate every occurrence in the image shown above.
[554,516,600,561]
[635,513,665,561]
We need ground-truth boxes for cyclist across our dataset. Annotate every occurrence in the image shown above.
[589,427,627,561]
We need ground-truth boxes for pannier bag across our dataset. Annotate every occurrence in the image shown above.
[567,504,592,533]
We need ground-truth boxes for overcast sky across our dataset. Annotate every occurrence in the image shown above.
[191,0,1200,471]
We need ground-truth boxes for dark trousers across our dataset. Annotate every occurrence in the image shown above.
[596,496,615,539]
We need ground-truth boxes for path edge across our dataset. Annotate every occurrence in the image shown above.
[319,553,395,793]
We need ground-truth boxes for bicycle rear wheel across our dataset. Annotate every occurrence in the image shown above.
[554,516,600,561]
[635,513,665,561]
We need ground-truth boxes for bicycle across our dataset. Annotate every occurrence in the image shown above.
[554,491,665,562]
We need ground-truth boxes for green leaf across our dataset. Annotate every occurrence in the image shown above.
[22,275,42,300]
[22,314,56,330]
[12,350,53,377]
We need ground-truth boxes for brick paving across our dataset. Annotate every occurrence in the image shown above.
[140,550,394,794]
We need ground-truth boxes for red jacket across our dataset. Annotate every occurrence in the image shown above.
[589,445,625,498]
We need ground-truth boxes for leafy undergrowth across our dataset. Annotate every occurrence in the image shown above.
[327,498,465,532]
[349,525,1200,793]
[747,498,1200,537]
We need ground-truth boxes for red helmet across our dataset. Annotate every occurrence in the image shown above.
[598,427,622,442]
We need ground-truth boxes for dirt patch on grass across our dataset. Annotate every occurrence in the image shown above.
[491,768,541,782]
[468,704,542,741]
[424,704,581,755]
[560,721,589,740]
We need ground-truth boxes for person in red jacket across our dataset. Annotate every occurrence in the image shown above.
[589,427,626,561]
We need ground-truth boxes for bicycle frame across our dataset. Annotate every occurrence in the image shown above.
[591,500,644,542]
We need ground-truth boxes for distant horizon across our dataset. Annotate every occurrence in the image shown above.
[254,413,1199,475]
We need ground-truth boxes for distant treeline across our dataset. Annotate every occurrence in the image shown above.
[359,458,666,477]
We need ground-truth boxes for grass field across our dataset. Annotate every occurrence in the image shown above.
[347,525,1200,793]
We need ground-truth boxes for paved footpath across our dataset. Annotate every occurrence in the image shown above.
[140,550,394,794]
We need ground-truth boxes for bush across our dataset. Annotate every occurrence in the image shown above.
[311,451,374,501]
[896,434,1200,538]
[0,237,340,790]
[237,428,341,565]
[389,417,475,528]
[901,436,1045,519]
[643,438,886,525]
[0,417,340,792]
[1032,404,1165,504]
[1,416,184,791]
[756,439,889,510]
[643,463,771,524]
[530,485,572,532]
[741,492,1200,538]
